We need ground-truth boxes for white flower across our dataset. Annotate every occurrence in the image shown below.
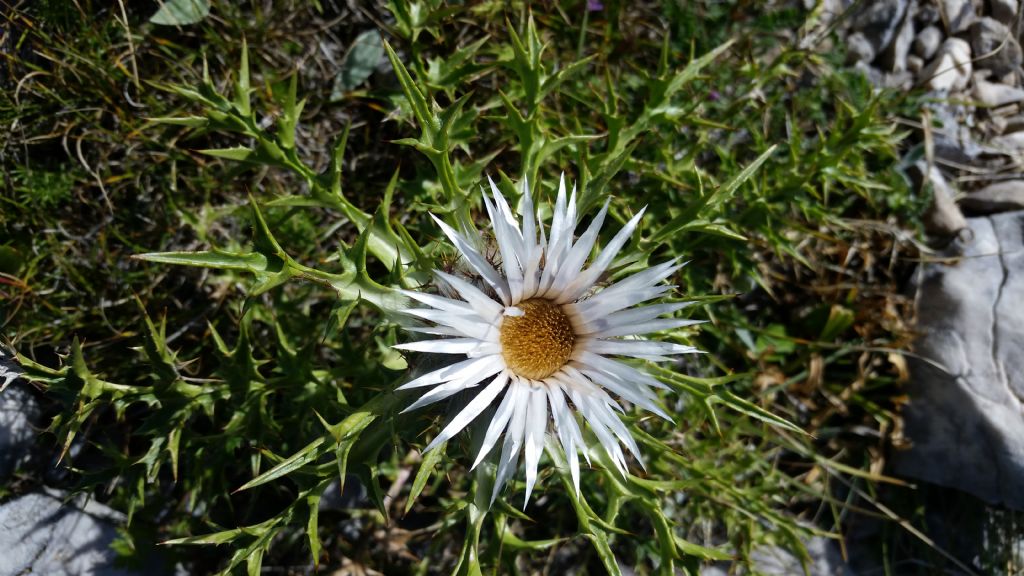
[396,174,701,505]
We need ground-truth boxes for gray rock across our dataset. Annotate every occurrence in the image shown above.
[911,161,968,237]
[882,69,915,90]
[0,349,20,391]
[852,0,910,56]
[915,2,942,26]
[0,384,40,479]
[908,54,925,73]
[990,0,1019,24]
[880,9,916,72]
[974,78,1024,105]
[0,490,152,575]
[920,37,973,92]
[989,129,1024,149]
[913,25,944,60]
[970,17,1023,75]
[930,102,986,162]
[960,180,1024,212]
[846,31,877,64]
[941,0,977,33]
[896,210,1024,511]
[1003,115,1024,132]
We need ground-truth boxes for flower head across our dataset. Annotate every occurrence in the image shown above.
[397,175,700,504]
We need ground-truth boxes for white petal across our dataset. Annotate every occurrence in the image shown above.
[589,318,705,339]
[432,215,511,304]
[399,289,475,315]
[581,339,698,358]
[575,364,671,421]
[575,302,696,335]
[546,384,582,493]
[423,372,510,453]
[570,284,675,320]
[574,350,671,391]
[572,260,683,317]
[587,394,643,470]
[471,377,519,469]
[522,385,549,506]
[572,390,628,475]
[400,309,497,341]
[435,271,504,321]
[492,380,530,503]
[395,338,500,356]
[482,187,525,302]
[560,208,647,302]
[545,200,609,299]
[397,355,504,391]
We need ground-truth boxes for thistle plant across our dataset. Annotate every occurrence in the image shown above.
[5,2,920,574]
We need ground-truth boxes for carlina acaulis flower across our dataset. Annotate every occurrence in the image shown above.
[395,174,702,505]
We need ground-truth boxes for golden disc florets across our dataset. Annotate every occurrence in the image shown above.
[499,298,576,380]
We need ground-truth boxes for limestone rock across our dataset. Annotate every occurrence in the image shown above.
[989,130,1024,150]
[896,211,1024,511]
[920,37,973,92]
[974,78,1024,106]
[911,161,968,237]
[960,180,1024,212]
[990,0,1019,24]
[941,0,976,33]
[913,25,943,60]
[0,384,40,479]
[846,31,876,64]
[970,17,1023,76]
[879,9,915,72]
[0,490,156,575]
[852,0,910,56]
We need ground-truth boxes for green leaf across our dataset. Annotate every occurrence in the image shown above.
[235,437,329,492]
[675,536,733,561]
[197,146,254,162]
[149,0,210,25]
[163,526,245,546]
[133,250,269,272]
[405,443,446,514]
[146,116,209,128]
[651,145,777,243]
[332,29,385,98]
[306,494,322,566]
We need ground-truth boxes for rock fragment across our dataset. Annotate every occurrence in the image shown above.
[941,0,977,34]
[970,17,1023,76]
[920,37,973,92]
[960,181,1024,212]
[974,78,1024,106]
[990,0,1019,24]
[913,25,943,60]
[896,211,1024,511]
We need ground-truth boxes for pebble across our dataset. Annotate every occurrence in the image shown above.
[911,161,968,238]
[941,0,977,34]
[0,490,159,576]
[913,26,943,60]
[846,31,876,64]
[974,78,1024,106]
[960,181,1024,212]
[920,37,973,92]
[990,0,1019,24]
[970,17,1023,76]
[0,384,39,480]
[852,0,909,56]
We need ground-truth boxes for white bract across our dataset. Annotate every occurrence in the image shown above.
[397,175,701,505]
